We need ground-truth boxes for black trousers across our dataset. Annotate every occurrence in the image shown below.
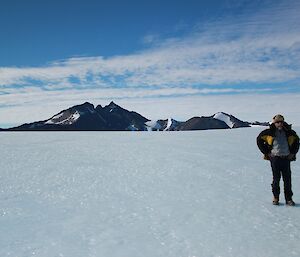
[270,156,293,201]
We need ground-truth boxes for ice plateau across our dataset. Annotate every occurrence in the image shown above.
[1,128,300,257]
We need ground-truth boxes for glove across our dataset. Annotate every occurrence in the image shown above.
[287,154,295,160]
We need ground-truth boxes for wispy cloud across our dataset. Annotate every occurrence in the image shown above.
[0,86,272,110]
[1,1,299,90]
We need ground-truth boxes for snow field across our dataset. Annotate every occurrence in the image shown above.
[1,128,300,257]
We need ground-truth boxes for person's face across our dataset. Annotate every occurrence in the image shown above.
[274,121,284,130]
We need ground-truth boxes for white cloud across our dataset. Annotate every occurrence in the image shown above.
[0,86,270,110]
[122,94,300,124]
[1,34,299,89]
[0,1,300,89]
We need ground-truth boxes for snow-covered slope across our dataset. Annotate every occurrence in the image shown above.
[1,128,300,257]
[45,111,81,125]
[145,120,162,131]
[213,112,235,128]
[45,103,96,126]
[213,112,250,128]
[163,118,180,131]
[146,118,181,131]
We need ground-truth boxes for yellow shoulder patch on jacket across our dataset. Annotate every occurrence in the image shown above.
[288,135,297,146]
[261,135,274,146]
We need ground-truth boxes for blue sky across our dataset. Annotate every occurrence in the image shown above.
[1,0,300,127]
[0,0,229,66]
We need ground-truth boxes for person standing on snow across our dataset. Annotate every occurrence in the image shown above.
[257,114,299,206]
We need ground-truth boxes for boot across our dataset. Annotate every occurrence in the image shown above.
[273,197,279,205]
[286,199,295,206]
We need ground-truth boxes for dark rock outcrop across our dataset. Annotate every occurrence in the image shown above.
[177,116,229,130]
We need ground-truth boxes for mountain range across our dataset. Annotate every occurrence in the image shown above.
[1,102,268,131]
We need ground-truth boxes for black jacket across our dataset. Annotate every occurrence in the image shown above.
[257,122,299,161]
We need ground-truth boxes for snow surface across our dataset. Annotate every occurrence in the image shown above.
[1,128,300,257]
[213,113,234,128]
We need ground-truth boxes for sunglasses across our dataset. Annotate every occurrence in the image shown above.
[275,121,284,124]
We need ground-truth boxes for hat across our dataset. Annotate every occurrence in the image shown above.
[272,114,284,123]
